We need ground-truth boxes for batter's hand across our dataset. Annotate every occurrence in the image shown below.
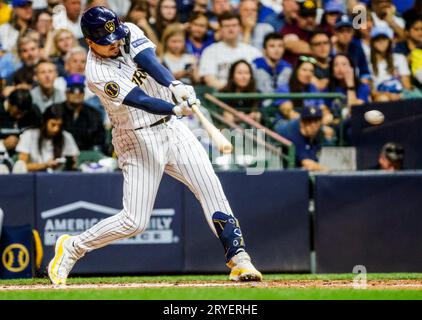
[169,80,196,104]
[172,97,200,117]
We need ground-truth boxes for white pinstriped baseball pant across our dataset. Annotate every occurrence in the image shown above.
[72,117,233,254]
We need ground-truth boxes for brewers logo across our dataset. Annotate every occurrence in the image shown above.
[105,20,116,33]
[104,81,120,98]
[2,243,29,273]
[132,68,148,87]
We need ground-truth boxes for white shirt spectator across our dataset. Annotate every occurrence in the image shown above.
[371,12,405,37]
[370,53,410,88]
[0,23,19,52]
[16,128,79,164]
[31,86,67,113]
[199,41,262,86]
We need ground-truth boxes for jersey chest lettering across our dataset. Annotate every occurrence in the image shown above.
[131,68,148,87]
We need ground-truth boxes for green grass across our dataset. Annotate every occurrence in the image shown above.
[0,273,422,300]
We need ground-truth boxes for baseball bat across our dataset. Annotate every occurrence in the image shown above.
[191,104,233,154]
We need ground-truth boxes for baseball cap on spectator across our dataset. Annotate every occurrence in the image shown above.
[66,74,85,94]
[370,25,394,40]
[298,0,317,17]
[12,0,33,7]
[324,1,345,14]
[334,15,353,29]
[300,106,323,120]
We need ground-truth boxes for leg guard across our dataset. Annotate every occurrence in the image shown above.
[212,211,246,262]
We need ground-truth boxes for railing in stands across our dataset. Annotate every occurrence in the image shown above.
[199,89,346,168]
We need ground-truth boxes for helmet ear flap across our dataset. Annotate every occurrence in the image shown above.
[123,31,131,54]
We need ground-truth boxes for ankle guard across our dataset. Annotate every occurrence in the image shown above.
[212,211,246,262]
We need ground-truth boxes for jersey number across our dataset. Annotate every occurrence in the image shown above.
[132,69,148,87]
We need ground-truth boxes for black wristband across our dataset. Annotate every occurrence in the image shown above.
[347,87,356,90]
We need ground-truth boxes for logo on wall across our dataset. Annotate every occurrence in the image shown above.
[2,244,30,273]
[40,201,179,246]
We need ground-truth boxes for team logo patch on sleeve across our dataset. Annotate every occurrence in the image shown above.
[132,38,149,48]
[104,81,120,98]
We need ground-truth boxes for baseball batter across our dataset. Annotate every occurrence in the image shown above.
[48,6,262,284]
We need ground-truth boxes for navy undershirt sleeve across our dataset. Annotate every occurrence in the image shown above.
[133,48,175,87]
[123,86,175,115]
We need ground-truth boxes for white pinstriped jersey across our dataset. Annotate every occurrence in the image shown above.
[85,22,174,130]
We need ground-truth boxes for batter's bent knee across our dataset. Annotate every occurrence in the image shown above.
[119,211,149,236]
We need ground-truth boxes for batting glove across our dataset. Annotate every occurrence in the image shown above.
[169,81,196,104]
[172,97,200,117]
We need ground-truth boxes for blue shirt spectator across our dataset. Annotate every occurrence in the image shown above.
[332,15,372,81]
[276,106,327,171]
[252,57,292,93]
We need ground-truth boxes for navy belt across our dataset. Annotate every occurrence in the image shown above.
[135,115,172,130]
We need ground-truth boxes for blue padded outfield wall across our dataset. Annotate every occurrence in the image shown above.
[31,170,310,274]
[2,171,422,275]
[315,172,422,273]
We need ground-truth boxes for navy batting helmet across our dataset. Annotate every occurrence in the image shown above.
[81,6,129,45]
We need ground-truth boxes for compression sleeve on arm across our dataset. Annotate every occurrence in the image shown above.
[123,86,175,115]
[133,48,175,87]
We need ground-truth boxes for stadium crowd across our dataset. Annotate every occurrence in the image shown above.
[0,0,418,172]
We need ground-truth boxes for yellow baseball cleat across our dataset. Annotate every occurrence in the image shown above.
[227,251,263,282]
[47,234,79,285]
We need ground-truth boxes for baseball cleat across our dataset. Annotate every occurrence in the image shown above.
[48,234,78,285]
[227,251,263,282]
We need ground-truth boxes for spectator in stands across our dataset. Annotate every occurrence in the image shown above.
[161,23,200,85]
[377,142,404,171]
[11,35,41,88]
[0,0,12,25]
[327,53,370,114]
[126,0,160,46]
[45,0,60,15]
[265,0,298,32]
[199,11,262,90]
[185,13,215,60]
[394,13,422,59]
[370,0,405,40]
[281,0,317,65]
[0,43,20,88]
[151,0,179,40]
[0,0,34,52]
[309,30,332,91]
[34,10,53,51]
[354,8,373,66]
[208,0,233,32]
[369,26,411,101]
[64,46,86,76]
[220,59,261,123]
[0,89,41,156]
[239,0,274,49]
[62,0,83,39]
[276,105,328,172]
[319,0,346,37]
[48,74,105,153]
[47,29,79,77]
[274,56,332,126]
[332,15,371,83]
[16,104,79,171]
[410,42,422,89]
[31,59,66,112]
[252,32,292,93]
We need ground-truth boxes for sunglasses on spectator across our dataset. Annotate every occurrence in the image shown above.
[299,56,317,65]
